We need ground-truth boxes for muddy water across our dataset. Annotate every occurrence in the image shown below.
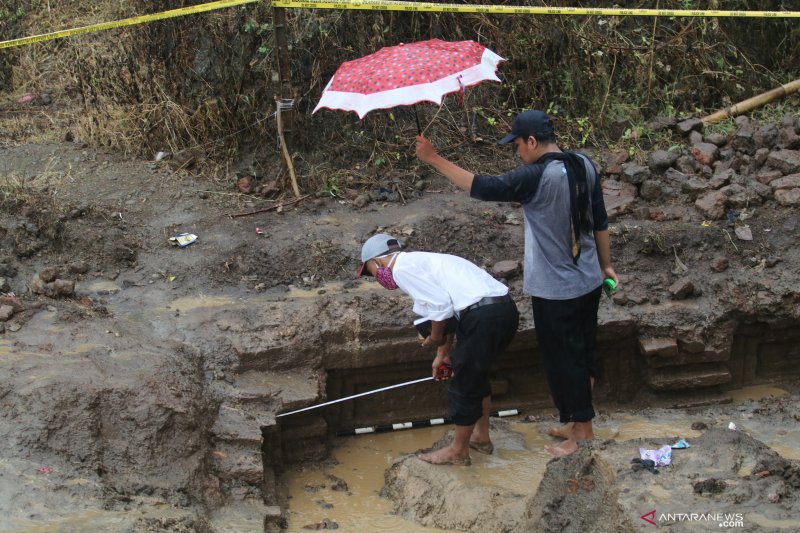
[282,423,552,532]
[282,416,711,532]
[0,511,183,533]
[0,512,131,532]
[282,384,797,532]
[727,384,789,403]
[729,385,800,462]
[607,413,703,441]
[286,281,373,298]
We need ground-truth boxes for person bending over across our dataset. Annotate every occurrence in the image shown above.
[357,233,519,465]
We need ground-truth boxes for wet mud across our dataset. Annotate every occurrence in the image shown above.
[1,112,800,531]
[279,392,800,532]
[382,395,800,532]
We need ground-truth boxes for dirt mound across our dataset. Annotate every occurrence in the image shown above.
[383,420,800,532]
[381,419,530,531]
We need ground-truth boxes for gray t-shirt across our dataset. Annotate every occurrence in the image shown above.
[471,152,607,299]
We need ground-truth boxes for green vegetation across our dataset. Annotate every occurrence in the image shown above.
[242,18,272,55]
[321,177,341,197]
[705,118,736,137]
[474,107,497,127]
[1,0,798,196]
[0,6,25,23]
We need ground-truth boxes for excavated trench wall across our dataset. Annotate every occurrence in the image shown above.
[203,302,799,532]
[266,314,800,469]
[202,298,800,529]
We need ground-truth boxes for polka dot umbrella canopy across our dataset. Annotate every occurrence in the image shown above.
[313,39,504,122]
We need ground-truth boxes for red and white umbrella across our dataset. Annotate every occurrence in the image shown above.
[313,39,504,121]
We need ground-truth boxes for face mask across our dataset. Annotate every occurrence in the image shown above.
[374,255,399,290]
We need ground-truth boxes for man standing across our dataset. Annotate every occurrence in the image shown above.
[415,109,618,456]
[357,234,519,465]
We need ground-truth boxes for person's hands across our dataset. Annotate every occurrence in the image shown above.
[415,135,438,164]
[431,351,452,379]
[602,266,619,288]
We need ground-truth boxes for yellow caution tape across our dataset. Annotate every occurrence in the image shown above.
[0,0,259,50]
[3,0,797,50]
[273,0,800,18]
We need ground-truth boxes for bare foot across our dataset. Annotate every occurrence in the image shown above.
[468,439,494,455]
[544,439,579,457]
[546,423,574,439]
[417,447,471,466]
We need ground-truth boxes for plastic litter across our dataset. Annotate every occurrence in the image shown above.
[37,466,52,474]
[169,233,198,247]
[255,227,264,235]
[735,225,753,241]
[671,438,691,449]
[728,422,737,430]
[640,445,672,467]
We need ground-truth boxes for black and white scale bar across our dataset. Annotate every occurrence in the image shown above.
[336,409,520,437]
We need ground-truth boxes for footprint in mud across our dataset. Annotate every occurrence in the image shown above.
[326,473,349,492]
[693,477,727,494]
[315,499,333,509]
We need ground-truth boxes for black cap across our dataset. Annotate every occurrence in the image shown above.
[498,110,555,145]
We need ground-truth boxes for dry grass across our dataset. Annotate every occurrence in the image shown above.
[1,0,798,195]
[0,155,74,243]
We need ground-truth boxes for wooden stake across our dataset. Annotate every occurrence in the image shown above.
[276,98,300,197]
[701,78,800,125]
[273,7,294,132]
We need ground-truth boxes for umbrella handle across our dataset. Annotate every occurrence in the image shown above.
[413,104,421,135]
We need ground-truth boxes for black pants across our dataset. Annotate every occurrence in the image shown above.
[531,286,601,424]
[448,300,519,426]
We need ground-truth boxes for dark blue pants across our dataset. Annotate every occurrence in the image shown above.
[531,286,601,423]
[448,300,519,426]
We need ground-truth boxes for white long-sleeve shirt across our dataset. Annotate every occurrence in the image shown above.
[389,251,508,324]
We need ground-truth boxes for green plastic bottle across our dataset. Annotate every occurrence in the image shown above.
[602,278,617,297]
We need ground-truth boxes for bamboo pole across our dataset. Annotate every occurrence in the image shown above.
[701,78,800,125]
